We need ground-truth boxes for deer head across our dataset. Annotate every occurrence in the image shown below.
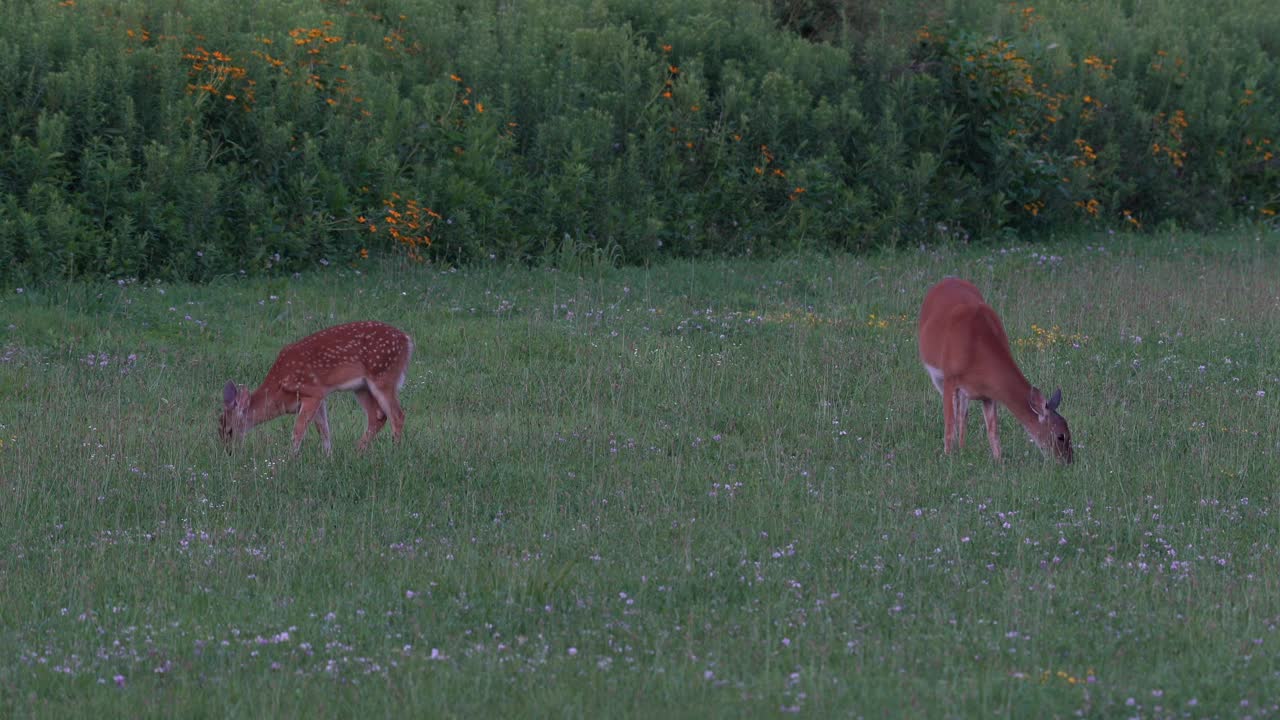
[219,380,253,449]
[1029,387,1072,464]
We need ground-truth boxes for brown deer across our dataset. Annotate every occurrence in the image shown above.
[220,321,414,454]
[918,278,1072,463]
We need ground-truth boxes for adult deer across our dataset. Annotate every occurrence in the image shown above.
[220,321,414,454]
[918,278,1072,463]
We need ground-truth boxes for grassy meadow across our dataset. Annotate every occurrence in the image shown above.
[2,233,1279,717]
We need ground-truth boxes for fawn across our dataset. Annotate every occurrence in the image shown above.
[220,321,414,454]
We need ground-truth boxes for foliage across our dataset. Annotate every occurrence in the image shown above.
[920,0,1279,231]
[0,0,1276,283]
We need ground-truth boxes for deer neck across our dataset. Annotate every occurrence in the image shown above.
[990,366,1047,448]
[248,386,289,427]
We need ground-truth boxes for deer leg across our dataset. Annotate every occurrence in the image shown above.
[353,388,387,451]
[942,379,957,454]
[311,398,332,456]
[955,388,970,449]
[292,397,324,454]
[367,379,406,443]
[982,399,1002,462]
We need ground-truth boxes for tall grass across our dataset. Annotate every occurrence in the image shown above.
[2,232,1277,716]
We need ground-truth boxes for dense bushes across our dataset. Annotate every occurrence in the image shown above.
[0,0,1275,282]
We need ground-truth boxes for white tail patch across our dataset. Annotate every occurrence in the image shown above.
[924,363,945,394]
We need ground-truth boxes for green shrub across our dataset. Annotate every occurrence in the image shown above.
[0,0,1275,284]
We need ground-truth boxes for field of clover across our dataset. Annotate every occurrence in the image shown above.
[1,233,1278,717]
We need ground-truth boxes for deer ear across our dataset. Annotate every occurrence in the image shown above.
[1028,387,1048,420]
[1046,388,1062,412]
[223,381,238,407]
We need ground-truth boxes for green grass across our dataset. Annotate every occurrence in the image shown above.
[2,232,1278,717]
